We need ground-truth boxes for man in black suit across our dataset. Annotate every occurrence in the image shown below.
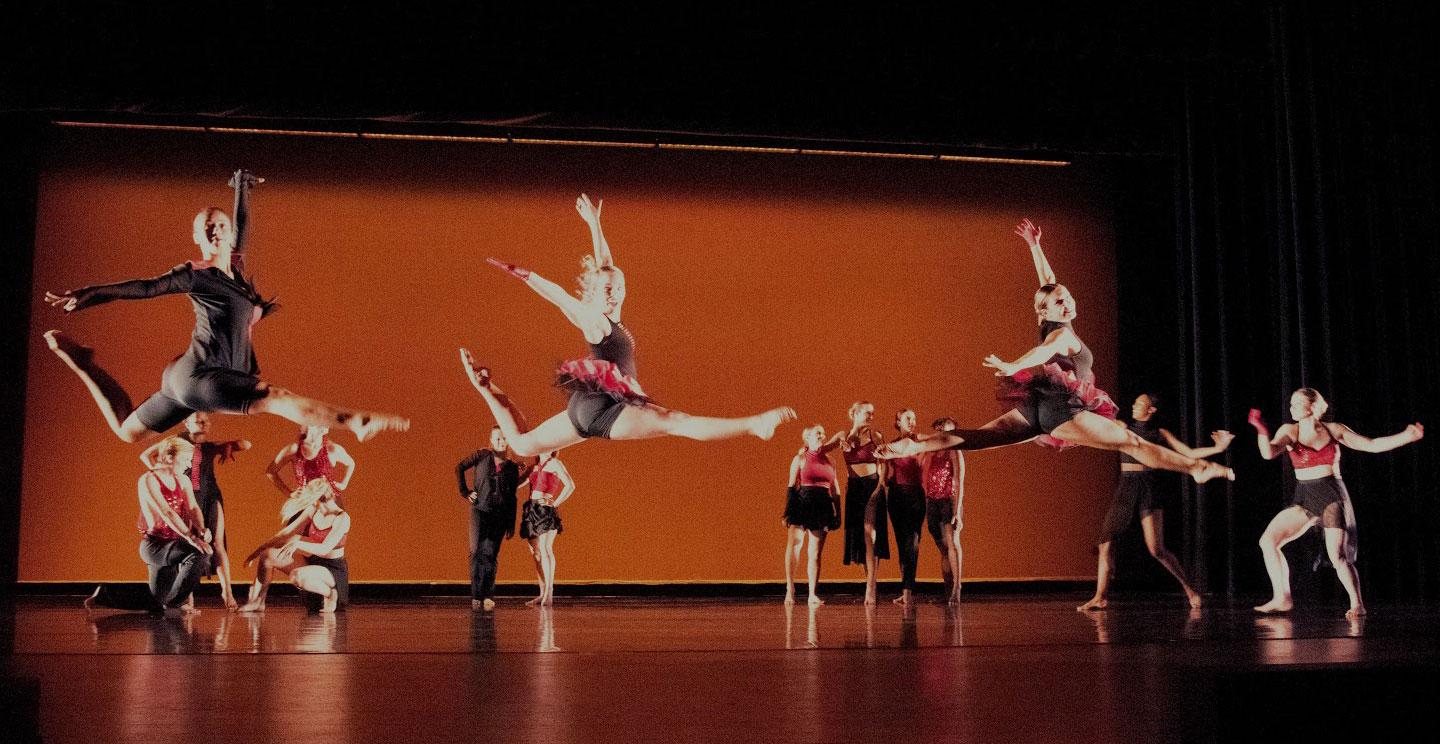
[456,427,526,611]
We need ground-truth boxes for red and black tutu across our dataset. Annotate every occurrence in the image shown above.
[997,362,1118,449]
[555,358,652,407]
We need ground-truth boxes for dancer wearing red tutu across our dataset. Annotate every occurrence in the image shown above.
[462,194,795,457]
[42,170,408,444]
[1249,388,1423,618]
[878,219,1232,483]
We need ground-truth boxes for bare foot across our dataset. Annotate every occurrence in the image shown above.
[44,329,95,364]
[525,596,544,607]
[82,585,102,611]
[808,595,824,607]
[892,592,913,607]
[320,589,338,613]
[459,348,492,389]
[750,407,797,440]
[182,604,202,616]
[948,593,961,606]
[863,587,876,606]
[1190,460,1235,484]
[483,598,496,611]
[237,600,266,614]
[783,593,795,606]
[1185,589,1204,609]
[1253,598,1293,613]
[222,594,239,611]
[352,412,411,442]
[541,596,554,607]
[1346,605,1367,619]
[1076,597,1108,612]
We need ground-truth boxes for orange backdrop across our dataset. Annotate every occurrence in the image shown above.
[20,128,1119,583]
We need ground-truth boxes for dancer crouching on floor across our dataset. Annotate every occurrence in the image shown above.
[1250,388,1422,618]
[239,479,351,613]
[784,424,841,606]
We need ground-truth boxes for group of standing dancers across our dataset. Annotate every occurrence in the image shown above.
[43,172,1421,619]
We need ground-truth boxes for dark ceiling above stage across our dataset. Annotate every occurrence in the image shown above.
[0,1,1280,155]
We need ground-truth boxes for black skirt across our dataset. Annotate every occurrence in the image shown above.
[785,486,835,533]
[520,500,563,539]
[843,475,889,564]
[1097,471,1162,544]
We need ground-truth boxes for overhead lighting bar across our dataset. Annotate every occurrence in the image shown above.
[53,120,1070,166]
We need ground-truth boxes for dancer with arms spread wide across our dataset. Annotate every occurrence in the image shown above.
[1249,388,1422,618]
[878,219,1231,484]
[43,170,408,443]
[461,194,794,457]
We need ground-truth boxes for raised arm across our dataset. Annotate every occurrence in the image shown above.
[1015,219,1056,286]
[265,443,299,497]
[487,258,610,343]
[819,430,845,455]
[1248,410,1292,460]
[292,513,352,557]
[46,265,194,313]
[229,169,262,266]
[983,326,1080,376]
[138,440,167,470]
[549,460,577,509]
[575,194,614,269]
[1160,429,1236,459]
[1331,422,1424,453]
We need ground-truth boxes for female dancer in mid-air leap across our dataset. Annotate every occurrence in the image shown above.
[878,219,1231,483]
[461,194,794,457]
[43,170,408,443]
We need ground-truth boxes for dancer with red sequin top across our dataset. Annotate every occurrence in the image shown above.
[784,424,841,606]
[922,417,965,605]
[520,451,574,607]
[877,220,1231,484]
[42,170,408,444]
[460,194,795,457]
[1249,388,1423,618]
[267,425,355,522]
[886,409,929,607]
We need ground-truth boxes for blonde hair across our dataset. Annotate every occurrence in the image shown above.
[280,478,336,524]
[848,400,873,419]
[1034,283,1064,324]
[1293,387,1330,420]
[576,255,622,302]
[154,436,195,468]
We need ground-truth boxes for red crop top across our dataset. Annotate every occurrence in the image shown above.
[797,449,836,487]
[530,465,562,498]
[300,517,348,549]
[139,474,188,540]
[1288,431,1339,468]
[888,454,922,487]
[843,437,877,465]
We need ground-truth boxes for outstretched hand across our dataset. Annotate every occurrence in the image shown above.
[575,193,603,224]
[44,291,77,312]
[1406,423,1425,442]
[982,354,1016,377]
[1014,218,1042,248]
[486,257,532,281]
[1247,408,1270,437]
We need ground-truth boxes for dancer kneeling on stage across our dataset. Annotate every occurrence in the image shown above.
[1250,388,1422,619]
[458,426,527,611]
[783,425,841,606]
[85,436,213,615]
[922,417,965,605]
[239,479,351,613]
[520,451,574,607]
[1078,393,1233,612]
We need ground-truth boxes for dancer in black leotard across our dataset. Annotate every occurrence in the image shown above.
[1077,394,1234,612]
[461,194,794,457]
[877,219,1232,484]
[43,170,408,443]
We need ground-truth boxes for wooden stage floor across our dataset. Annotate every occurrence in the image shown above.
[3,594,1438,742]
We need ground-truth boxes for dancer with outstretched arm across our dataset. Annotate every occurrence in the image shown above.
[877,219,1231,484]
[1249,388,1422,618]
[462,194,794,457]
[43,170,408,443]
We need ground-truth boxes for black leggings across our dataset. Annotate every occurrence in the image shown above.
[887,484,926,592]
[90,536,209,611]
[843,475,889,564]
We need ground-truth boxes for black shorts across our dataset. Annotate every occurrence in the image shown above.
[1293,477,1350,528]
[925,499,960,546]
[785,486,835,533]
[134,356,267,432]
[566,391,627,439]
[300,555,349,610]
[1012,390,1084,435]
[1097,471,1162,543]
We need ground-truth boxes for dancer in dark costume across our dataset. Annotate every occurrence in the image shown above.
[886,409,927,607]
[837,401,890,605]
[877,219,1231,484]
[139,412,250,609]
[43,170,408,443]
[458,427,527,611]
[461,194,795,457]
[1077,394,1233,611]
[1250,388,1422,619]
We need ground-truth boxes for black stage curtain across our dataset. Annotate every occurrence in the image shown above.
[1148,2,1440,603]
